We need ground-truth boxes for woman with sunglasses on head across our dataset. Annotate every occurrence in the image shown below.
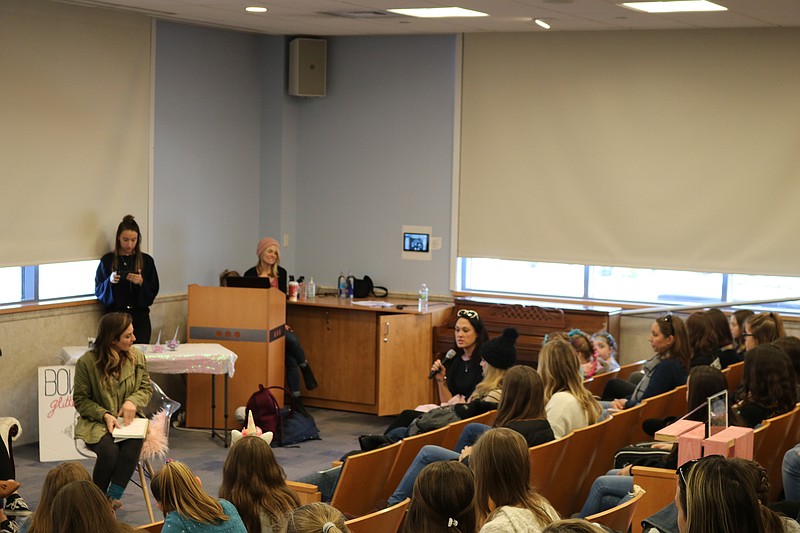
[603,314,690,411]
[675,456,791,533]
[360,328,516,451]
[430,309,490,405]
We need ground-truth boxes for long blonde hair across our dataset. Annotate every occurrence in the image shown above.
[470,364,506,401]
[151,461,228,525]
[537,340,601,424]
[283,503,350,533]
[471,428,556,528]
[257,245,281,279]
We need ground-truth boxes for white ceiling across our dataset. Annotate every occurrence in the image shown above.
[54,0,800,36]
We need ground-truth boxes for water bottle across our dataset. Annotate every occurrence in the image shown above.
[306,277,316,299]
[346,271,355,300]
[418,283,429,311]
[337,272,346,299]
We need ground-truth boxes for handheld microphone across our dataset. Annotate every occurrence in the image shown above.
[428,349,458,379]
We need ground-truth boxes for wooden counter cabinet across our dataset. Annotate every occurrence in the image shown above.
[287,298,452,416]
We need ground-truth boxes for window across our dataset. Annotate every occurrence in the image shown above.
[459,258,800,311]
[0,260,98,306]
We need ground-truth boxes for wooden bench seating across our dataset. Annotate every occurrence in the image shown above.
[345,498,410,533]
[587,486,646,533]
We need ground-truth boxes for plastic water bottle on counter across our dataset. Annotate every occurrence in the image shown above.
[418,283,429,311]
[337,272,346,299]
[346,271,355,300]
[306,277,316,299]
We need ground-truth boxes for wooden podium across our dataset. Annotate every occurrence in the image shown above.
[185,284,286,429]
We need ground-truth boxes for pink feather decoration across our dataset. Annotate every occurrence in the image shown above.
[140,410,170,461]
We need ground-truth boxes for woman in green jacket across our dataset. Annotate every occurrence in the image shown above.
[73,312,152,509]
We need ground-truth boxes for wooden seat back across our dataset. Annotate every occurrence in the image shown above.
[594,403,647,471]
[631,467,676,533]
[345,498,410,533]
[381,425,449,499]
[754,405,799,502]
[724,361,745,394]
[440,410,497,451]
[617,360,647,381]
[586,487,646,533]
[529,433,572,492]
[548,416,613,518]
[629,387,684,444]
[584,370,620,397]
[331,441,402,518]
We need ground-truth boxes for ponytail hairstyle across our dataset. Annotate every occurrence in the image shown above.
[283,503,350,533]
[745,312,786,346]
[567,329,594,365]
[402,461,476,533]
[112,214,143,272]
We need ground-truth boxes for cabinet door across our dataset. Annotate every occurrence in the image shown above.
[377,313,432,416]
[288,306,377,407]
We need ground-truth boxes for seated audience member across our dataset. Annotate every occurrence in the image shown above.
[1,437,30,532]
[49,480,135,533]
[151,461,246,532]
[675,455,794,533]
[742,312,786,352]
[685,312,720,368]
[538,340,602,438]
[218,270,241,287]
[219,436,300,533]
[782,440,800,502]
[733,344,797,428]
[704,308,740,368]
[730,309,755,356]
[471,428,559,532]
[19,462,92,533]
[430,309,490,405]
[772,336,800,398]
[362,328,517,449]
[401,461,477,533]
[603,314,690,410]
[387,365,554,505]
[591,330,620,375]
[580,366,728,518]
[282,503,350,533]
[568,330,598,378]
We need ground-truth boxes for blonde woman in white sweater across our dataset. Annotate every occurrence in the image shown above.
[537,340,602,438]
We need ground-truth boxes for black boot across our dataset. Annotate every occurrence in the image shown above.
[359,434,391,452]
[300,362,318,390]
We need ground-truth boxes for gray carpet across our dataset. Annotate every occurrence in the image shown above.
[10,408,390,528]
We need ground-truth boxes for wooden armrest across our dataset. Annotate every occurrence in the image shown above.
[331,460,343,468]
[287,480,322,504]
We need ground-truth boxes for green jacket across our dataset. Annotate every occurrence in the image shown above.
[73,347,152,444]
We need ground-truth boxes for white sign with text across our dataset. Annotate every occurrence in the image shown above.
[38,365,84,462]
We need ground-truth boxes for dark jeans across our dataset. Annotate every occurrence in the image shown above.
[285,330,307,395]
[87,433,144,492]
[602,377,637,401]
[0,439,13,480]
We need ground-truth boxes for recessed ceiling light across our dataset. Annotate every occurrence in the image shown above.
[620,1,727,13]
[245,6,267,13]
[387,7,488,18]
[534,19,551,29]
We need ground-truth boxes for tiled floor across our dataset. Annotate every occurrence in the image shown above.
[10,407,390,527]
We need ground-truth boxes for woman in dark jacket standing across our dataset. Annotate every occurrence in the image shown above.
[95,215,159,343]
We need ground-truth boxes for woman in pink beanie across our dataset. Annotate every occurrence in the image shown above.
[244,237,318,407]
